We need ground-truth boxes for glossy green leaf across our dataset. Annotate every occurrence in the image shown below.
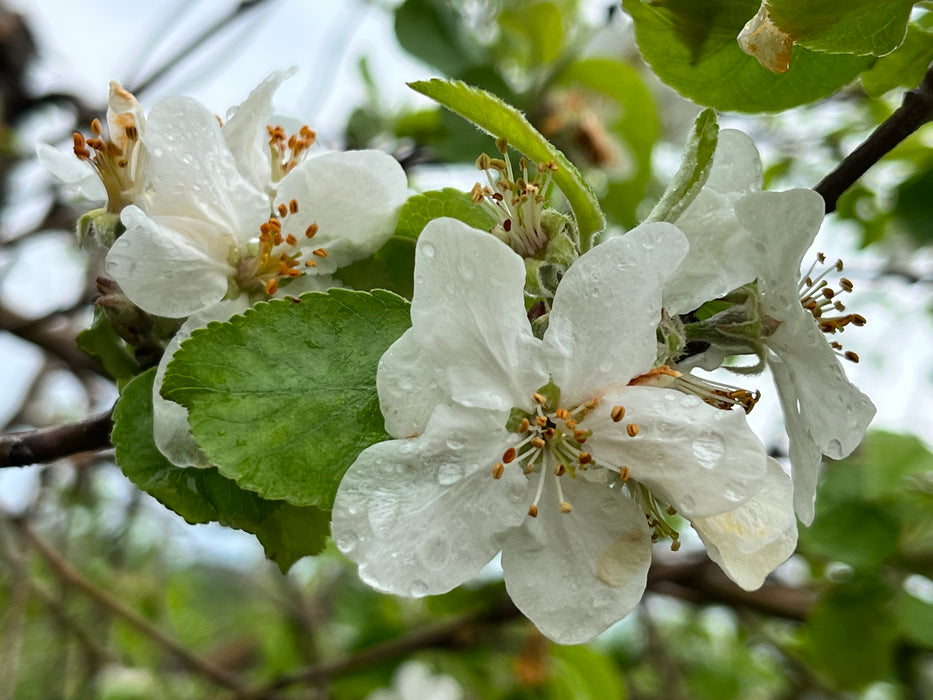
[801,500,900,569]
[334,236,418,298]
[499,1,564,66]
[896,585,933,648]
[548,645,627,699]
[161,290,411,508]
[393,188,496,239]
[645,108,719,223]
[409,78,606,247]
[112,369,329,571]
[394,0,481,76]
[768,0,915,57]
[624,0,873,112]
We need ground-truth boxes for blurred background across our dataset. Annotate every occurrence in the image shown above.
[2,1,933,698]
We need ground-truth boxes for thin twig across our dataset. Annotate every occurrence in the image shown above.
[13,518,245,692]
[0,407,114,468]
[815,61,933,214]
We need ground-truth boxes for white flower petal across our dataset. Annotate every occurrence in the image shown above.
[734,189,825,288]
[377,329,448,438]
[703,129,763,195]
[544,222,688,404]
[332,404,529,597]
[769,313,875,461]
[153,298,250,468]
[221,68,296,192]
[409,219,547,412]
[586,386,768,517]
[36,143,107,201]
[108,206,232,317]
[663,129,763,316]
[275,150,409,273]
[692,458,797,590]
[501,476,650,644]
[144,96,268,243]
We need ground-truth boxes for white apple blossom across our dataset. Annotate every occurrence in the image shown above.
[125,72,408,468]
[332,218,796,644]
[105,72,409,319]
[37,81,147,209]
[366,661,463,700]
[665,129,875,525]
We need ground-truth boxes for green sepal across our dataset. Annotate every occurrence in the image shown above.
[161,289,412,509]
[535,378,561,412]
[408,78,606,248]
[76,207,124,248]
[112,369,330,572]
[645,109,719,224]
[506,407,531,432]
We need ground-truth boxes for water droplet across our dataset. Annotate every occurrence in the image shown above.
[347,503,359,515]
[692,433,725,470]
[600,496,616,514]
[420,242,435,259]
[153,147,164,157]
[445,437,465,451]
[663,393,677,402]
[723,481,744,502]
[336,531,358,553]
[826,438,843,457]
[679,394,702,409]
[599,358,614,373]
[641,235,658,249]
[410,580,429,597]
[680,494,696,511]
[437,462,464,485]
[508,484,525,503]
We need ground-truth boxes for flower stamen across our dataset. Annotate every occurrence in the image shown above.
[799,252,865,363]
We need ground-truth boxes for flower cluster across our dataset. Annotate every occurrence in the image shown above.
[42,72,874,646]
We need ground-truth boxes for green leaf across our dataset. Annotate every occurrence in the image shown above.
[862,20,933,96]
[802,574,898,689]
[76,307,140,381]
[547,645,627,700]
[768,0,915,57]
[394,0,481,76]
[393,188,496,239]
[624,0,873,112]
[645,108,719,223]
[801,500,900,569]
[896,585,933,648]
[112,369,329,571]
[408,78,606,248]
[335,236,418,298]
[499,1,565,66]
[161,290,412,508]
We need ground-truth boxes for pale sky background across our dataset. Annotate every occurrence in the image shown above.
[2,0,932,567]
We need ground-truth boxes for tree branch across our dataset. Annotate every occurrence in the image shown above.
[13,518,246,692]
[0,407,114,468]
[815,61,933,214]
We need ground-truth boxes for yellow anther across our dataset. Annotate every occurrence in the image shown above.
[535,415,548,427]
[305,223,319,238]
[517,417,530,432]
[502,447,517,464]
[840,278,854,292]
[671,539,682,552]
[265,278,278,295]
[285,234,297,246]
[523,462,536,474]
[277,203,288,217]
[475,153,492,170]
[619,466,630,481]
[90,118,103,135]
[565,418,577,430]
[844,351,860,363]
[666,505,677,515]
[289,198,299,214]
[305,260,317,267]
[554,463,566,476]
[626,423,639,437]
[610,405,625,422]
[492,462,504,479]
[532,392,546,404]
[559,502,573,514]
[531,437,546,449]
[528,504,539,517]
[312,248,328,258]
[578,452,592,465]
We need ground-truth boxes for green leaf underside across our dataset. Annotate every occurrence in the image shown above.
[76,308,140,381]
[393,188,496,239]
[408,79,606,245]
[861,21,933,97]
[624,0,873,112]
[768,0,914,57]
[112,369,329,572]
[161,289,412,508]
[645,108,719,223]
